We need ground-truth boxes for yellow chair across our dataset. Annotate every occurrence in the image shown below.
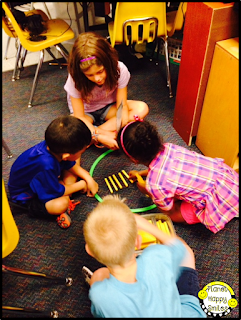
[2,10,18,60]
[2,180,73,317]
[2,9,50,82]
[108,2,173,98]
[2,2,75,108]
[166,2,187,38]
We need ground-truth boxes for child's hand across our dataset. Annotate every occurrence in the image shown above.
[86,178,99,197]
[97,134,119,150]
[128,170,140,182]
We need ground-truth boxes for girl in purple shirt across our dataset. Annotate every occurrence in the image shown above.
[64,32,149,150]
[117,120,239,234]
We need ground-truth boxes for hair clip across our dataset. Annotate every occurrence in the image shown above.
[133,115,143,122]
[80,56,96,63]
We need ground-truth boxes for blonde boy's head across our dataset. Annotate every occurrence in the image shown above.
[83,195,137,268]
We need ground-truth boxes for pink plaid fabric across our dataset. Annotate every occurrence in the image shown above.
[146,143,239,233]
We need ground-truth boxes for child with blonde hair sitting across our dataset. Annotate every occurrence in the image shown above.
[82,195,206,318]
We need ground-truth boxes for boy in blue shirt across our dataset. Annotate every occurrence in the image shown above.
[82,195,206,318]
[8,116,98,228]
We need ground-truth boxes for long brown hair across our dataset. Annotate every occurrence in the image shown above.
[68,32,120,101]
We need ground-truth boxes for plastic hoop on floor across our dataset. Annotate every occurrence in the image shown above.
[89,149,157,213]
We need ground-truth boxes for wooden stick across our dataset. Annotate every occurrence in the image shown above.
[108,176,118,191]
[105,178,113,193]
[112,174,122,189]
[122,169,134,183]
[118,172,128,187]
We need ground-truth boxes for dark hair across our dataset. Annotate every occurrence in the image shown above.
[45,116,91,154]
[68,32,119,101]
[11,8,46,36]
[117,120,164,163]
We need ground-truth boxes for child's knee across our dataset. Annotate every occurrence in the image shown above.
[140,101,149,117]
[46,196,70,214]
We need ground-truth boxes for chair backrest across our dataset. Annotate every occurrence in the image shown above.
[2,180,20,259]
[174,2,187,31]
[166,2,187,37]
[2,13,17,38]
[110,2,167,46]
[2,2,28,44]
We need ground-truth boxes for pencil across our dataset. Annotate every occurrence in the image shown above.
[118,172,128,187]
[108,176,118,191]
[112,174,122,189]
[105,178,113,193]
[122,169,134,183]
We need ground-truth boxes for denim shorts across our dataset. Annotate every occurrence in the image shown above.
[86,102,116,125]
[176,267,200,297]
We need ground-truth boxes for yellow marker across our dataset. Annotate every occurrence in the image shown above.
[122,170,134,183]
[118,172,128,187]
[105,178,113,193]
[108,176,118,191]
[112,174,122,189]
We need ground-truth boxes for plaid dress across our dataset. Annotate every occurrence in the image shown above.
[146,143,239,233]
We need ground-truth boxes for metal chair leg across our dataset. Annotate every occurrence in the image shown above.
[2,138,13,159]
[2,264,73,286]
[28,50,44,108]
[162,37,173,98]
[55,43,69,62]
[46,47,63,68]
[12,42,22,81]
[2,306,59,318]
[4,36,11,60]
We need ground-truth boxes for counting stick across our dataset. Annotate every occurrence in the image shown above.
[105,178,113,193]
[162,221,170,234]
[108,176,118,191]
[122,170,134,183]
[118,172,128,187]
[112,174,122,189]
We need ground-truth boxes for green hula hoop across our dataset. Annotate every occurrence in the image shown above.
[89,149,157,213]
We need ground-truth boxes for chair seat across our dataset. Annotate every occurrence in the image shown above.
[21,19,75,52]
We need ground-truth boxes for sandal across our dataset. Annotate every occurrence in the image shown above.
[56,213,72,229]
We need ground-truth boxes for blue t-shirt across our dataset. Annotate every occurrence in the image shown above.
[8,141,76,204]
[89,239,206,318]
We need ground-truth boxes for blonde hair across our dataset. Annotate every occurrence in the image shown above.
[83,195,137,268]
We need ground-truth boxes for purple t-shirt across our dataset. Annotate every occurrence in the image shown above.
[64,61,131,113]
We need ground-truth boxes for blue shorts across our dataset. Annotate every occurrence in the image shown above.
[176,267,200,297]
[86,102,116,125]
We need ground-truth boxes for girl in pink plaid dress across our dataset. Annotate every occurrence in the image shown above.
[117,120,239,233]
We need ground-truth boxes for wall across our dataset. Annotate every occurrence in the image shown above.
[2,2,105,72]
